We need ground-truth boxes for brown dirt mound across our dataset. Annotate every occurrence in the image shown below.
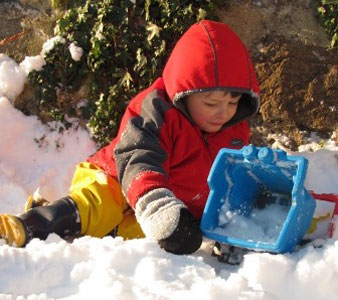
[249,36,338,149]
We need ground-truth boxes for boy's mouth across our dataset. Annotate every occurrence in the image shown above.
[210,122,224,127]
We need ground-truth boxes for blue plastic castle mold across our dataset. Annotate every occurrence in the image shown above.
[200,145,316,253]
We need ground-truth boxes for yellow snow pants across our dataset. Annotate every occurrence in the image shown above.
[69,162,144,240]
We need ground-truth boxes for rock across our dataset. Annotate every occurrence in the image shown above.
[217,0,330,53]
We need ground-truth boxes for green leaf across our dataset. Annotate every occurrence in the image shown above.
[331,33,338,47]
[146,23,161,42]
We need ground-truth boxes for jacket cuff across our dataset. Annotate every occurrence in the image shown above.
[127,171,171,208]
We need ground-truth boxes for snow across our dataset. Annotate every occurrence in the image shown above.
[19,55,46,76]
[0,55,338,300]
[41,37,66,55]
[0,54,26,100]
[68,43,83,62]
[0,96,96,213]
[215,202,289,243]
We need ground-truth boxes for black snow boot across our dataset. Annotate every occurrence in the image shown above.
[0,197,82,247]
[20,196,81,243]
[0,197,81,247]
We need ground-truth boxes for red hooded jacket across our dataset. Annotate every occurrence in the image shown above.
[88,20,260,219]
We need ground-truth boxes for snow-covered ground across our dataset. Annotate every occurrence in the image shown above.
[1,50,338,300]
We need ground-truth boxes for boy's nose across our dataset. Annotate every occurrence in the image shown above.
[217,105,230,120]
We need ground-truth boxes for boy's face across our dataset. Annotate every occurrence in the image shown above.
[185,91,241,133]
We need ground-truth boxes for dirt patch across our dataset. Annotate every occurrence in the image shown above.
[250,36,338,149]
[218,0,337,149]
[0,0,55,62]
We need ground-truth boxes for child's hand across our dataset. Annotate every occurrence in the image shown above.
[135,188,202,254]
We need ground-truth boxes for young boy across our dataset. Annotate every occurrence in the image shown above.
[0,20,260,254]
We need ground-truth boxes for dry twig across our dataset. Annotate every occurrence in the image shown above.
[0,30,29,47]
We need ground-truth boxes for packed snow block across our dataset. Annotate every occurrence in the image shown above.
[200,145,316,253]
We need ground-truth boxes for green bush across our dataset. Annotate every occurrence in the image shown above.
[28,0,222,146]
[317,0,338,49]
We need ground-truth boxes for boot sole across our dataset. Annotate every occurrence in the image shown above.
[0,214,28,247]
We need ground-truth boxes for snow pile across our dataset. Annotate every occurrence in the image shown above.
[303,149,338,194]
[215,202,289,243]
[0,37,81,100]
[0,96,96,214]
[0,51,338,299]
[239,242,338,299]
[0,54,26,100]
[20,55,45,76]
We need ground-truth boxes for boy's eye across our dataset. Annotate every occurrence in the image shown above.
[205,102,217,107]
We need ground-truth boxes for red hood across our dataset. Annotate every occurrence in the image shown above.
[163,20,260,127]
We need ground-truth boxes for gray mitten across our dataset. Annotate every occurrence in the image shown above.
[135,188,202,254]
